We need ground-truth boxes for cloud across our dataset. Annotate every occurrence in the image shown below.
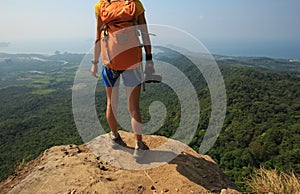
[199,15,205,21]
[0,42,10,48]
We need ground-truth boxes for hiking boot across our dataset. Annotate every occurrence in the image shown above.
[133,141,149,158]
[110,132,127,147]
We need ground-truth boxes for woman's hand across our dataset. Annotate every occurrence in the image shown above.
[91,64,99,78]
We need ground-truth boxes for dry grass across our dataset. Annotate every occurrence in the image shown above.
[246,167,300,194]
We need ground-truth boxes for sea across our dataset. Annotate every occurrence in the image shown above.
[0,39,299,60]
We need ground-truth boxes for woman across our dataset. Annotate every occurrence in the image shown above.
[91,0,154,158]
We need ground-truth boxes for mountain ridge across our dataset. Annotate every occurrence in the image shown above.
[1,52,299,191]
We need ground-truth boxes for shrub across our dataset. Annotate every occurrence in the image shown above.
[246,167,300,194]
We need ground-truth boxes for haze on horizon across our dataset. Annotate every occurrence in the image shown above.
[1,0,300,58]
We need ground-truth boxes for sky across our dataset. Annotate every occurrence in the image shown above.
[0,0,300,58]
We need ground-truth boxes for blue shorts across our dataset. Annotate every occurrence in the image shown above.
[102,66,142,87]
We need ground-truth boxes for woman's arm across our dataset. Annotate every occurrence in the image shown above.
[137,13,151,55]
[137,13,155,73]
[91,14,103,78]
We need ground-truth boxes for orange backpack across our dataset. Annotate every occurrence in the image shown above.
[99,0,142,70]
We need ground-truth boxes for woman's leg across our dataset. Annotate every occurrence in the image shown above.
[105,86,119,134]
[126,85,142,141]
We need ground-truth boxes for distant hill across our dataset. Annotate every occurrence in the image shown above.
[162,45,300,76]
[214,55,300,76]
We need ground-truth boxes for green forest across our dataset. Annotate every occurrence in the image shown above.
[0,51,299,192]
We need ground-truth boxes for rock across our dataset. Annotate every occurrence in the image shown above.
[221,188,242,194]
[0,131,241,194]
[38,166,44,171]
[137,185,145,193]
